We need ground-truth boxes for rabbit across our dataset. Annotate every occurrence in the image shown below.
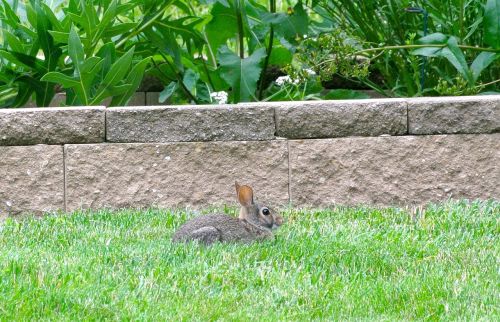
[172,182,284,245]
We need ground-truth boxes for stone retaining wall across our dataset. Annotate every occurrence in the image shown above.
[1,96,499,217]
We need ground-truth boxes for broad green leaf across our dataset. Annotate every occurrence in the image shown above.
[413,33,449,56]
[411,47,443,57]
[417,32,448,44]
[25,3,37,29]
[198,0,230,7]
[35,2,61,71]
[80,59,105,92]
[93,0,117,45]
[156,16,205,47]
[17,75,54,107]
[68,27,85,74]
[263,1,308,44]
[440,37,472,84]
[81,57,104,74]
[484,0,500,48]
[48,31,72,44]
[216,0,230,7]
[159,81,178,103]
[0,50,45,71]
[40,3,64,32]
[2,29,24,52]
[68,13,90,33]
[0,70,13,83]
[100,0,118,31]
[67,27,92,105]
[102,47,135,86]
[145,28,183,69]
[41,72,80,88]
[183,69,199,94]
[205,3,238,54]
[103,23,138,38]
[12,83,33,108]
[413,34,472,84]
[110,57,150,106]
[0,0,20,28]
[470,52,499,82]
[96,43,117,79]
[268,46,293,66]
[217,45,267,102]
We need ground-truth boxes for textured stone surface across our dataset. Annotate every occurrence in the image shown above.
[0,106,105,146]
[65,141,289,210]
[274,99,407,139]
[106,105,275,142]
[408,95,500,134]
[290,134,500,207]
[0,145,64,217]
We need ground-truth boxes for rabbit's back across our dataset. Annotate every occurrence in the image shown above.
[172,214,270,244]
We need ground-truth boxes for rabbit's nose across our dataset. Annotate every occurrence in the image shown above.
[275,216,284,226]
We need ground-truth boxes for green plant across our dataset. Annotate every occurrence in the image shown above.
[312,0,500,96]
[0,0,64,107]
[412,32,499,95]
[0,0,152,107]
[152,0,366,104]
[41,28,149,106]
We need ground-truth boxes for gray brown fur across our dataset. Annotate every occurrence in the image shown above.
[172,183,283,245]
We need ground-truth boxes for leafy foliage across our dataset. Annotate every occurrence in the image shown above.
[312,0,500,96]
[1,0,499,107]
[0,0,63,107]
[0,0,152,107]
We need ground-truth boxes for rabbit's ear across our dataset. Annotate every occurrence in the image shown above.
[236,184,254,207]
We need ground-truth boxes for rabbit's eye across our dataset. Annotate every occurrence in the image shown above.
[262,208,270,216]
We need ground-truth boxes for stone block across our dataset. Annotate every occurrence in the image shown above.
[146,92,163,106]
[289,134,500,207]
[0,145,64,217]
[102,92,146,107]
[274,99,407,139]
[106,105,276,142]
[65,141,289,210]
[408,95,500,134]
[0,106,105,146]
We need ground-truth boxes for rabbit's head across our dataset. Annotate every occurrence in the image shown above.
[235,182,283,230]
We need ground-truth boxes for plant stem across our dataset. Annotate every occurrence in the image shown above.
[203,32,217,68]
[200,55,215,91]
[474,78,500,88]
[258,0,276,100]
[234,0,245,59]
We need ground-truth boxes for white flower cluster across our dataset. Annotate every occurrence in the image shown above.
[304,68,316,76]
[210,91,228,104]
[275,75,300,86]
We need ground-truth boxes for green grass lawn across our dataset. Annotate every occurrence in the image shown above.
[0,201,498,320]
